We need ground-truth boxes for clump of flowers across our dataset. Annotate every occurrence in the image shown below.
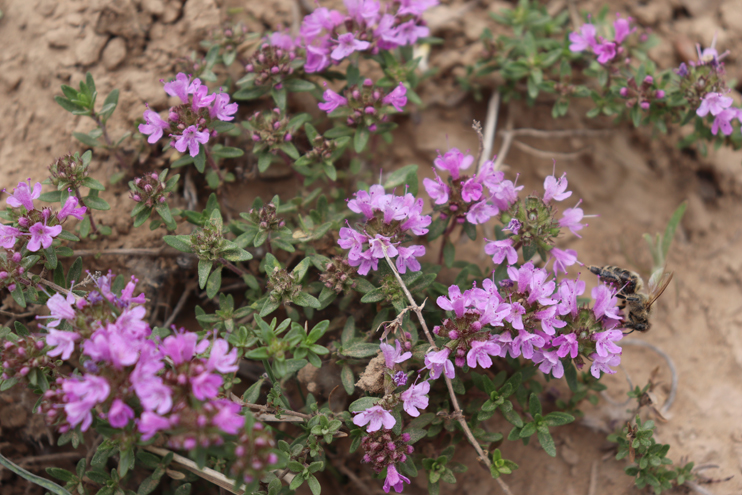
[318,79,409,129]
[244,108,297,152]
[298,0,438,73]
[338,184,431,275]
[139,73,239,157]
[245,36,302,89]
[568,13,637,65]
[619,75,665,110]
[129,172,170,207]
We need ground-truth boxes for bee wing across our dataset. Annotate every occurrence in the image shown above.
[647,270,673,307]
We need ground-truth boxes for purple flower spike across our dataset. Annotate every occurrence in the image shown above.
[6,179,42,211]
[173,126,210,157]
[331,33,371,61]
[352,405,396,432]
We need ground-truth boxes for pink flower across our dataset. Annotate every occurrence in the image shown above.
[461,178,483,202]
[711,109,735,136]
[423,172,450,205]
[505,302,526,330]
[161,332,198,365]
[383,464,411,493]
[534,305,566,336]
[594,41,617,64]
[550,247,578,275]
[380,339,412,369]
[173,125,210,157]
[433,148,473,180]
[58,196,87,221]
[190,83,216,111]
[62,375,110,430]
[108,398,135,428]
[45,292,76,327]
[557,278,585,318]
[6,179,42,210]
[211,399,245,434]
[338,226,367,260]
[209,93,239,121]
[484,238,518,265]
[318,88,348,113]
[511,329,545,359]
[613,14,635,44]
[466,340,501,369]
[400,380,429,417]
[543,173,571,203]
[592,329,623,357]
[591,285,621,322]
[27,221,62,252]
[191,372,222,401]
[382,84,407,112]
[352,405,396,432]
[368,234,397,259]
[568,23,597,52]
[466,200,498,225]
[139,109,170,144]
[559,203,586,237]
[207,339,239,373]
[331,33,370,60]
[305,44,331,73]
[133,377,173,415]
[552,333,579,358]
[348,249,379,275]
[0,224,20,248]
[590,352,621,378]
[393,19,429,45]
[163,73,193,104]
[532,349,564,378]
[697,92,733,117]
[139,412,172,440]
[46,329,79,360]
[424,348,455,379]
[395,245,425,274]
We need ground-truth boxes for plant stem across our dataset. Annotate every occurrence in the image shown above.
[73,186,98,234]
[205,147,225,181]
[144,446,244,495]
[217,257,249,278]
[437,218,457,265]
[382,249,515,495]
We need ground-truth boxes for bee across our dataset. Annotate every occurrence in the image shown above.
[588,265,674,334]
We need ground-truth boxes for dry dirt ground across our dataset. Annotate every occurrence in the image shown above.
[1,0,742,494]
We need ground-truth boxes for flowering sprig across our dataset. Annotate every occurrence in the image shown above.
[338,184,431,275]
[568,14,637,65]
[128,169,180,231]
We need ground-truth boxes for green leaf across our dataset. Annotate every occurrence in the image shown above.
[206,266,222,299]
[67,257,83,285]
[443,240,455,268]
[198,259,213,289]
[354,127,370,153]
[307,320,329,343]
[342,342,379,358]
[193,146,206,173]
[307,474,321,495]
[360,287,385,303]
[99,89,119,121]
[155,203,175,228]
[45,246,58,269]
[349,397,380,412]
[340,365,354,394]
[0,453,73,495]
[537,430,556,457]
[11,284,26,308]
[383,164,418,192]
[55,96,86,114]
[39,190,62,203]
[283,79,316,92]
[233,85,270,100]
[271,87,287,110]
[81,177,105,191]
[543,412,574,427]
[163,235,193,253]
[292,291,320,308]
[210,146,244,159]
[73,132,101,147]
[258,153,273,173]
[84,191,110,210]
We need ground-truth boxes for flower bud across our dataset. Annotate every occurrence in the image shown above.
[18,217,28,227]
[619,87,629,97]
[640,101,650,110]
[655,90,665,99]
[643,75,653,85]
[363,78,373,86]
[364,106,376,115]
[11,252,21,263]
[7,284,16,292]
[369,124,377,131]
[246,64,254,72]
[284,133,292,141]
[352,90,360,100]
[0,271,7,279]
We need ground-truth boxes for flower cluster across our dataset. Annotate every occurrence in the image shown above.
[568,13,636,64]
[245,36,301,89]
[696,91,742,136]
[339,184,431,275]
[619,75,665,110]
[298,0,438,73]
[0,335,56,385]
[245,108,294,151]
[361,431,414,493]
[129,172,170,207]
[422,148,522,225]
[139,73,238,157]
[319,79,408,129]
[2,180,85,256]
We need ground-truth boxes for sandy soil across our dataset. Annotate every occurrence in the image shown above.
[0,0,741,494]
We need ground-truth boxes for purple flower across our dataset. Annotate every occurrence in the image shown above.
[568,23,597,52]
[45,293,76,328]
[461,178,483,202]
[382,84,407,112]
[6,179,42,210]
[613,14,635,44]
[510,329,545,359]
[711,109,735,136]
[375,14,401,49]
[484,238,518,265]
[352,405,396,432]
[27,221,62,252]
[211,399,245,434]
[466,200,498,225]
[534,305,566,336]
[527,269,556,306]
[173,125,210,157]
[434,148,473,180]
[318,88,348,113]
[398,0,439,16]
[423,172,450,204]
[590,352,621,378]
[161,332,198,365]
[383,464,411,493]
[697,92,733,117]
[508,262,535,294]
[532,349,564,378]
[437,285,467,318]
[591,285,622,322]
[424,348,455,379]
[559,205,586,237]
[331,33,370,61]
[504,218,521,235]
[207,339,239,373]
[594,41,617,64]
[466,340,501,369]
[338,226,367,260]
[543,172,571,203]
[108,398,135,428]
[550,247,578,275]
[393,371,408,386]
[139,411,172,440]
[0,224,20,248]
[300,7,343,40]
[557,278,585,318]
[133,376,172,415]
[62,374,110,431]
[305,44,331,73]
[58,196,87,221]
[552,333,579,358]
[346,0,381,24]
[190,83,216,111]
[191,371,222,401]
[163,73,192,104]
[210,93,239,121]
[674,63,689,78]
[393,19,429,45]
[348,249,379,275]
[380,340,412,368]
[368,234,397,258]
[400,380,430,417]
[46,329,80,360]
[139,109,170,144]
[592,329,623,357]
[396,245,425,274]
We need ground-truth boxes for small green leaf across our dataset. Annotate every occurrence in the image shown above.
[0,453,73,495]
[198,259,213,289]
[292,291,320,308]
[354,127,370,153]
[340,365,354,394]
[341,342,379,358]
[163,235,193,253]
[193,146,206,173]
[206,266,222,299]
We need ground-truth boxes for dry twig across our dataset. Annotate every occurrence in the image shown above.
[479,91,501,171]
[144,446,244,494]
[511,140,592,160]
[492,111,514,171]
[163,281,197,328]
